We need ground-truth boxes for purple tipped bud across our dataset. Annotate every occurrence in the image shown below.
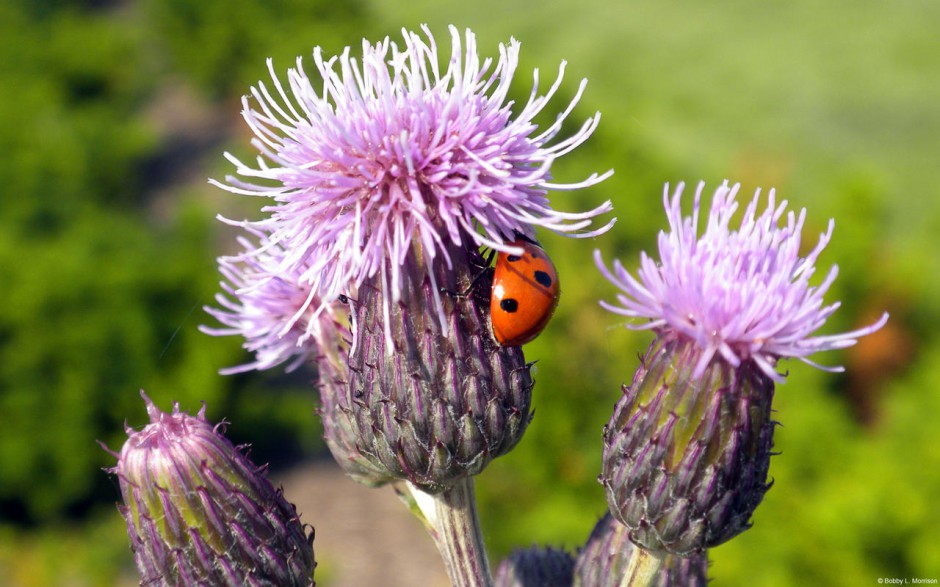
[600,333,775,555]
[109,391,315,586]
[494,545,574,587]
[345,241,534,493]
[575,514,709,586]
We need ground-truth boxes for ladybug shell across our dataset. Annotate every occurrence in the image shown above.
[490,240,560,346]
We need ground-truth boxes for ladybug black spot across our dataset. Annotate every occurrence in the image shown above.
[534,270,553,288]
[507,254,522,262]
[500,298,519,313]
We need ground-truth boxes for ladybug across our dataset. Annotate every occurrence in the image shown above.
[490,238,560,346]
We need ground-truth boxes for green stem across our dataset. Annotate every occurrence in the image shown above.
[618,547,664,587]
[409,478,493,587]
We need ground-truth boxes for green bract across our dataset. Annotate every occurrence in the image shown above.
[600,333,775,555]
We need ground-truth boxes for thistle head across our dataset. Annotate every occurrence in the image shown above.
[206,26,614,491]
[599,332,776,554]
[595,180,888,382]
[211,25,613,345]
[107,391,315,586]
[594,180,887,555]
[343,240,533,492]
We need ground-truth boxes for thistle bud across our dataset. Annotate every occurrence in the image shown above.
[108,391,315,586]
[345,241,534,493]
[600,332,775,555]
[575,514,708,587]
[494,545,575,587]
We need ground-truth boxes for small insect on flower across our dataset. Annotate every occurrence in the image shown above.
[491,237,560,346]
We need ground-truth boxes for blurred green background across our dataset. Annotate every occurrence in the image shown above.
[1,0,937,585]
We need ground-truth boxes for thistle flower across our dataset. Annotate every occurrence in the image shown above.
[211,24,613,343]
[345,242,534,493]
[107,391,315,586]
[596,180,888,382]
[207,26,612,489]
[200,229,348,375]
[199,232,393,486]
[595,181,887,555]
[207,28,614,586]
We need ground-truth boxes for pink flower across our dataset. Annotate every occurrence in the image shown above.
[201,229,348,374]
[211,25,613,345]
[596,180,888,381]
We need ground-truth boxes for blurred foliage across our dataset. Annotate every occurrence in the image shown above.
[1,0,938,585]
[0,511,133,587]
[0,0,358,527]
[141,0,372,99]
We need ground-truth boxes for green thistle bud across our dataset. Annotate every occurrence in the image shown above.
[494,545,575,587]
[600,333,775,555]
[108,391,315,586]
[345,241,534,493]
[574,513,708,586]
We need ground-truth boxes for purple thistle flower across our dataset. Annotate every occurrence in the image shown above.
[211,25,613,342]
[595,180,888,381]
[594,180,888,556]
[200,229,349,374]
[200,231,392,486]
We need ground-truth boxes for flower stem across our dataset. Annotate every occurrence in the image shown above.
[618,547,664,587]
[409,478,493,587]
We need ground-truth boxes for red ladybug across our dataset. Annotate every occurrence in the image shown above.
[490,238,560,346]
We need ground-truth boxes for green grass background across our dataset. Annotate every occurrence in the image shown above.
[1,0,938,585]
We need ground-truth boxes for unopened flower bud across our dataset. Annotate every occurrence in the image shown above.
[108,391,315,586]
[495,545,574,587]
[575,514,708,586]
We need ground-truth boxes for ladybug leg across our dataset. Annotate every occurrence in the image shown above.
[439,266,492,298]
[511,231,541,247]
[439,248,495,298]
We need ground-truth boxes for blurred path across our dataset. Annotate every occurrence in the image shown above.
[275,461,449,587]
